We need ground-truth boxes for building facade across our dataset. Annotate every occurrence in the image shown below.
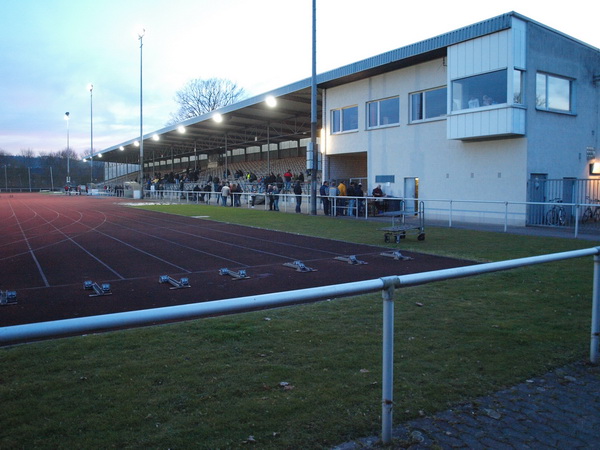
[321,12,600,225]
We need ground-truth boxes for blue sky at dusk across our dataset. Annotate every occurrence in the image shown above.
[1,0,597,156]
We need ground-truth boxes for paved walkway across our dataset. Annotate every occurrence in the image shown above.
[334,361,600,449]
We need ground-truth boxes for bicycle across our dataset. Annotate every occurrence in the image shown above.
[546,198,567,226]
[581,197,600,223]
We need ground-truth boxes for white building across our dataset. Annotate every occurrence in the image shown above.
[321,11,600,225]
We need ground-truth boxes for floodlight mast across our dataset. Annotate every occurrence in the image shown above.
[64,112,70,184]
[89,83,93,182]
[138,28,145,186]
[309,0,318,215]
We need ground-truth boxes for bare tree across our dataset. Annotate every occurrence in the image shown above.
[168,77,247,125]
[20,148,36,159]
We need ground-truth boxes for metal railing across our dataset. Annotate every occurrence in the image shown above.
[1,247,599,444]
[132,190,600,236]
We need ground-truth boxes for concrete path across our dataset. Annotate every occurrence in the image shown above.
[334,361,600,449]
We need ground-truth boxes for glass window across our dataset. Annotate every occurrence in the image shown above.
[331,106,358,133]
[536,72,572,112]
[410,86,447,122]
[513,69,523,104]
[367,96,399,128]
[451,70,507,111]
[332,109,341,133]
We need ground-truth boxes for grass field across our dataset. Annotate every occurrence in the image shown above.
[1,204,598,448]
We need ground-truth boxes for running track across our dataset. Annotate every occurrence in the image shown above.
[0,193,470,329]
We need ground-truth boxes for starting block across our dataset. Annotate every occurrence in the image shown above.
[83,280,112,297]
[334,255,367,265]
[283,260,317,272]
[380,251,414,261]
[159,275,191,289]
[0,290,17,305]
[219,268,250,280]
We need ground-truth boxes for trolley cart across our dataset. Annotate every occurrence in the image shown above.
[378,201,425,243]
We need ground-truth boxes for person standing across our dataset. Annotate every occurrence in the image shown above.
[320,181,330,216]
[293,180,303,213]
[283,169,293,192]
[220,182,230,206]
[267,184,275,211]
[337,180,347,216]
[347,182,356,217]
[355,183,365,215]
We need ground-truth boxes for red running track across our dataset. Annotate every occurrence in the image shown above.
[0,193,471,328]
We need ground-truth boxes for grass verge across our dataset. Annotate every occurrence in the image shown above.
[1,204,598,448]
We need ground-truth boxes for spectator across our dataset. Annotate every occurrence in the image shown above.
[293,180,303,213]
[267,184,275,211]
[337,180,347,216]
[220,182,230,206]
[232,183,242,207]
[272,184,280,211]
[356,183,365,215]
[347,182,356,216]
[329,181,339,215]
[372,184,385,214]
[284,169,293,192]
[320,181,330,216]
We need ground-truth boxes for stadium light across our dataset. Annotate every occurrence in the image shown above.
[265,95,277,107]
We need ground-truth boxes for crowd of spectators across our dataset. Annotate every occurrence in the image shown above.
[100,162,395,217]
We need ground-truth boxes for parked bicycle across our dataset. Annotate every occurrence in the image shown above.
[546,198,567,226]
[581,197,600,223]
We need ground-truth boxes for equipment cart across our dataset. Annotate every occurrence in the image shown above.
[379,200,425,243]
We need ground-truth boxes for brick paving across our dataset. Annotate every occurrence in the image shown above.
[334,361,600,449]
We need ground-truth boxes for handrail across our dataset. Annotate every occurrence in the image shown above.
[2,247,599,444]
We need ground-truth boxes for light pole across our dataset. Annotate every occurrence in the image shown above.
[309,0,318,215]
[89,83,94,182]
[64,111,70,184]
[138,28,145,185]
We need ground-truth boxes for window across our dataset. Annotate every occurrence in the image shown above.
[367,96,399,128]
[536,72,572,112]
[451,70,507,111]
[410,87,447,122]
[513,69,524,104]
[331,106,358,133]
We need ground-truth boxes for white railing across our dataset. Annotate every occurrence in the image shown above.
[135,190,600,237]
[2,247,599,444]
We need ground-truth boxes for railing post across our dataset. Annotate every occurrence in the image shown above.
[504,201,508,232]
[592,254,600,364]
[381,283,395,444]
[449,200,453,228]
[574,204,580,238]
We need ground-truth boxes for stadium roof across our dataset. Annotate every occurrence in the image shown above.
[99,12,526,166]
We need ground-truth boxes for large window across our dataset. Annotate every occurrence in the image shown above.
[536,72,572,112]
[410,86,447,122]
[367,96,399,128]
[331,105,358,133]
[451,70,507,111]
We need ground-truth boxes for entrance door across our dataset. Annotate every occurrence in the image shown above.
[527,173,547,225]
[404,177,419,213]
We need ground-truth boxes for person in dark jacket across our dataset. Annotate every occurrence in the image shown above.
[293,180,303,213]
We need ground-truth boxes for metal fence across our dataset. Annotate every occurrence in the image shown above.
[2,247,599,444]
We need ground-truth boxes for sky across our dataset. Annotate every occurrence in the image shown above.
[0,0,598,157]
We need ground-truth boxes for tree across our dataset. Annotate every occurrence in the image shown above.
[168,77,247,124]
